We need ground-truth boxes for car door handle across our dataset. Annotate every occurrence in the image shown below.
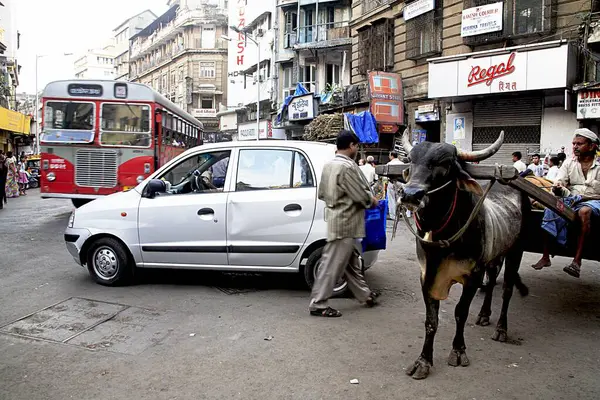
[197,208,215,216]
[284,204,302,212]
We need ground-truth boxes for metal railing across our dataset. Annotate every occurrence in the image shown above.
[292,21,351,45]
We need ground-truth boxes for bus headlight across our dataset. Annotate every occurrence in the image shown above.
[137,175,145,184]
[46,172,56,182]
[68,211,75,228]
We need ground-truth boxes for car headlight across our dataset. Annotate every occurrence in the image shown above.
[46,172,56,182]
[68,211,75,228]
[137,175,145,184]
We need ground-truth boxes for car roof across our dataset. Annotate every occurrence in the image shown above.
[195,140,335,151]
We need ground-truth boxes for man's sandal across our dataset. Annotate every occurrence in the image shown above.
[563,262,581,278]
[310,307,342,317]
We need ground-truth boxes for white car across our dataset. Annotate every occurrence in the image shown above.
[64,140,379,295]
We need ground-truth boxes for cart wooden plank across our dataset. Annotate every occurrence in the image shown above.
[375,163,577,223]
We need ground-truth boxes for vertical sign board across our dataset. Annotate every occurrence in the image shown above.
[368,71,405,128]
[227,0,247,107]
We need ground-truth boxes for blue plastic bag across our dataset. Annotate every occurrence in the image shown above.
[363,199,388,252]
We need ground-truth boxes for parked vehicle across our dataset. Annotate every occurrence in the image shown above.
[64,140,380,295]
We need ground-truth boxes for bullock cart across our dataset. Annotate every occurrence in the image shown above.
[376,163,600,262]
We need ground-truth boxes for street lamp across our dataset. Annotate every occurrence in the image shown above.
[223,25,261,141]
[35,52,73,153]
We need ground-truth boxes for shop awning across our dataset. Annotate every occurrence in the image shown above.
[0,107,31,135]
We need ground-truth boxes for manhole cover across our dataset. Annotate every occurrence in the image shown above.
[380,287,418,302]
[214,287,262,295]
[0,297,174,355]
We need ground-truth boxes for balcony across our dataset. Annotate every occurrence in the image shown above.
[292,21,351,50]
[130,6,226,60]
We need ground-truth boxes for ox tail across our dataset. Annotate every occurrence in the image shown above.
[514,272,529,297]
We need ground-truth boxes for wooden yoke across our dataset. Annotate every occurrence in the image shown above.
[375,163,577,223]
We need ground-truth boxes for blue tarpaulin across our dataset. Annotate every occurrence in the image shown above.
[344,111,379,144]
[276,83,309,124]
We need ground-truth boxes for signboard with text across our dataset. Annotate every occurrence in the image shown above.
[192,108,217,118]
[428,44,573,98]
[461,2,503,37]
[368,71,404,126]
[288,94,315,121]
[577,90,600,119]
[404,0,435,21]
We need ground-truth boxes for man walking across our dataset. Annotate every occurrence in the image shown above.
[359,155,377,186]
[309,130,379,317]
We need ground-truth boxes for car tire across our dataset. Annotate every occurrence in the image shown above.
[304,246,348,297]
[86,237,133,286]
[72,199,92,208]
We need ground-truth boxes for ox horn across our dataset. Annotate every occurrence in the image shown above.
[457,130,505,162]
[401,128,413,154]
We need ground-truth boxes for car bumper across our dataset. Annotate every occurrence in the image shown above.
[64,228,92,266]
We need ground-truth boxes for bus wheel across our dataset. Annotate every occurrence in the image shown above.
[72,199,91,208]
[86,237,133,286]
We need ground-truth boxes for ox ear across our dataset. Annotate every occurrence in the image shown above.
[455,162,483,196]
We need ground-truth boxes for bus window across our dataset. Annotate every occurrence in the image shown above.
[100,103,151,147]
[41,101,95,143]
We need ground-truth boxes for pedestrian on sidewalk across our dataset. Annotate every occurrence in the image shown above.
[0,150,7,209]
[309,130,379,318]
[4,151,19,198]
[17,155,29,196]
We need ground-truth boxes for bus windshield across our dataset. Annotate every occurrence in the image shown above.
[41,101,95,143]
[100,103,151,147]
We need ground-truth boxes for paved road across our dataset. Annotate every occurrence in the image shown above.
[1,191,600,399]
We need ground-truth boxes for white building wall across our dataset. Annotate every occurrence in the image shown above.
[0,0,18,59]
[540,107,579,156]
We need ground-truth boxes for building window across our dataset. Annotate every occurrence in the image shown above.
[201,95,214,109]
[202,26,216,48]
[405,1,442,60]
[298,64,316,93]
[200,62,216,79]
[463,0,553,45]
[357,19,394,75]
[282,64,295,99]
[325,64,341,87]
[283,11,298,48]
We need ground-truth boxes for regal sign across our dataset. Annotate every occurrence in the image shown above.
[428,43,574,98]
[468,52,515,87]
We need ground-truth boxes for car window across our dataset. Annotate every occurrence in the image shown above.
[159,150,230,195]
[236,149,294,191]
[293,152,314,187]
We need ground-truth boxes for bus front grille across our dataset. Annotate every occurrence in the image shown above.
[75,149,118,188]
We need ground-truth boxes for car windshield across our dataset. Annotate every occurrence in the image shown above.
[41,101,95,143]
[100,103,151,147]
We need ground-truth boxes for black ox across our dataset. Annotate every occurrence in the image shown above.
[399,131,529,380]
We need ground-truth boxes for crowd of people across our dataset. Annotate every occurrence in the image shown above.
[0,150,30,210]
[511,149,567,181]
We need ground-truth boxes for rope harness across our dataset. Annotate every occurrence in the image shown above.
[392,164,517,249]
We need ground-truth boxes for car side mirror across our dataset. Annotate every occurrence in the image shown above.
[145,179,167,198]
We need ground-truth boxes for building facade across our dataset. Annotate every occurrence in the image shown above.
[275,0,353,138]
[74,44,117,80]
[113,10,157,81]
[130,0,229,136]
[348,0,592,163]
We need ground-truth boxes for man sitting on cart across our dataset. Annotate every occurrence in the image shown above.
[532,128,600,278]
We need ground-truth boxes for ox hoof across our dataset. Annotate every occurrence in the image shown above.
[448,349,470,367]
[406,357,432,380]
[476,315,491,326]
[492,329,508,342]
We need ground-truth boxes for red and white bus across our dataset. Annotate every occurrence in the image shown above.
[40,80,203,207]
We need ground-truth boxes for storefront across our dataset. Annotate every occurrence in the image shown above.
[428,40,578,165]
[0,107,32,154]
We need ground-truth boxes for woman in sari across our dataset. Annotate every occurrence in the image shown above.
[4,151,19,198]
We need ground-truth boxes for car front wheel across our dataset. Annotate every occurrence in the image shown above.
[86,237,133,286]
[304,246,348,297]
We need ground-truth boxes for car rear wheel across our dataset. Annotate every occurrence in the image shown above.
[72,199,92,208]
[304,246,348,297]
[86,237,133,286]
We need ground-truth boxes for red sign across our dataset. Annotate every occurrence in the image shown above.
[368,72,404,125]
[379,124,399,134]
[468,52,516,87]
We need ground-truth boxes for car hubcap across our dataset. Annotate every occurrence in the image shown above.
[93,247,119,280]
[314,259,347,292]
